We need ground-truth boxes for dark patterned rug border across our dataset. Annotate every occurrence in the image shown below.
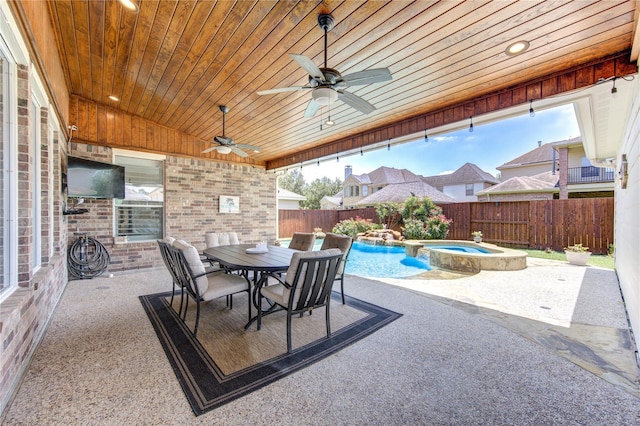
[139,291,401,416]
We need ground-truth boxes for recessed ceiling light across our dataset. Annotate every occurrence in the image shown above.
[118,0,139,12]
[505,40,530,56]
[108,95,120,102]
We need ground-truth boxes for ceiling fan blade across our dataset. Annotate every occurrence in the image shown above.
[230,146,249,157]
[290,54,325,82]
[303,99,320,117]
[257,86,310,95]
[235,143,261,152]
[202,146,217,154]
[338,91,376,114]
[340,68,392,86]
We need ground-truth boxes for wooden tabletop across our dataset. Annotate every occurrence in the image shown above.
[202,244,296,273]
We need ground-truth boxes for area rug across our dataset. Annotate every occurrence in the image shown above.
[139,291,401,416]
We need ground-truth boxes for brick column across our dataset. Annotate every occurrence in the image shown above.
[558,147,568,199]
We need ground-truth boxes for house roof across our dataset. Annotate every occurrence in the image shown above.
[367,167,423,185]
[355,181,456,205]
[476,171,559,195]
[497,143,556,170]
[422,162,499,187]
[277,188,306,201]
[321,195,342,207]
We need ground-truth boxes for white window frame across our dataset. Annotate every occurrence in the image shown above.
[112,149,165,242]
[465,183,474,196]
[0,35,17,300]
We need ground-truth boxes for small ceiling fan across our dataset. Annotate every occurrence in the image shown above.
[257,14,392,117]
[202,105,260,157]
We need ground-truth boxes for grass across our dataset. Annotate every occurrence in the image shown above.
[521,248,615,270]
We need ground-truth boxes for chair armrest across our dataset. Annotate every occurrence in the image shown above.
[259,271,291,288]
[192,268,226,280]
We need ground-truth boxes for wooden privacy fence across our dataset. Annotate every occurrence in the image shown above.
[279,198,614,254]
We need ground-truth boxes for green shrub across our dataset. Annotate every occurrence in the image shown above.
[398,196,452,239]
[332,216,380,238]
[402,218,425,239]
[424,214,452,239]
[401,196,440,223]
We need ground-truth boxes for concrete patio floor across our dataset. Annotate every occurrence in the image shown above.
[2,258,639,424]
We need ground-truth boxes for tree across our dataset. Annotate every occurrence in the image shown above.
[301,177,342,209]
[278,169,306,196]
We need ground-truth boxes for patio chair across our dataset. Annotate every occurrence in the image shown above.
[157,238,185,314]
[320,233,353,304]
[288,232,316,251]
[204,231,241,270]
[205,231,240,248]
[166,240,251,337]
[257,248,343,353]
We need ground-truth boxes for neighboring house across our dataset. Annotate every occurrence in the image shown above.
[277,188,306,210]
[422,162,499,201]
[354,181,456,205]
[498,141,557,180]
[320,190,342,210]
[338,165,453,208]
[496,137,614,199]
[476,171,559,201]
[342,165,424,208]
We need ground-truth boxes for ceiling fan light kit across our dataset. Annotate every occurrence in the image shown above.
[257,13,392,118]
[215,146,232,154]
[312,87,338,105]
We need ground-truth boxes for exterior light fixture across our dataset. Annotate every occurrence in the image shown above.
[360,147,364,156]
[529,100,535,117]
[216,146,232,155]
[387,140,391,151]
[312,87,338,105]
[505,40,529,56]
[469,116,474,133]
[424,129,428,142]
[611,78,618,95]
[118,0,139,12]
[108,95,120,102]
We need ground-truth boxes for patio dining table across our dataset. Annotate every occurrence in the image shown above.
[202,244,298,327]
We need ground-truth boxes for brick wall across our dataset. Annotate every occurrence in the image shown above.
[67,143,277,272]
[1,64,68,413]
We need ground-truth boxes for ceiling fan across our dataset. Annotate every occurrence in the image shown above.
[257,14,392,117]
[202,105,260,157]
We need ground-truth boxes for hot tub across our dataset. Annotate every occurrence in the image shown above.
[404,240,527,273]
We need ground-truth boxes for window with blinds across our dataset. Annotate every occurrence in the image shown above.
[114,155,163,241]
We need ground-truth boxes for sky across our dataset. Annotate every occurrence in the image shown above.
[294,104,580,183]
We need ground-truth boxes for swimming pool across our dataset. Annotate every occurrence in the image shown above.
[279,238,526,277]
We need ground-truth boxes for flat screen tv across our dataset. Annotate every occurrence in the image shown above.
[66,156,125,199]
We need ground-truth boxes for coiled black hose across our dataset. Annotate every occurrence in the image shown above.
[68,235,110,279]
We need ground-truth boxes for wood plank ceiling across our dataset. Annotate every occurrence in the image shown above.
[47,0,638,169]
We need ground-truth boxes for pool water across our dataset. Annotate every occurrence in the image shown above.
[345,242,431,278]
[281,239,431,278]
[426,245,489,254]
